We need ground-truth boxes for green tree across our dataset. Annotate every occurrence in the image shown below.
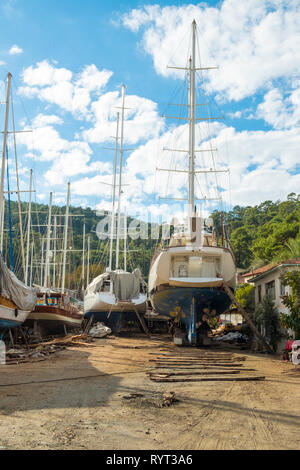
[235,283,255,313]
[255,295,281,352]
[274,236,300,262]
[230,227,254,268]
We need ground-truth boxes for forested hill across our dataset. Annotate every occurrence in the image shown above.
[211,193,300,269]
[1,199,159,287]
[2,193,300,287]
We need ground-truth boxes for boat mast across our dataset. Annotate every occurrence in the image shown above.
[82,221,86,287]
[29,241,34,287]
[25,169,33,285]
[61,182,70,294]
[188,20,196,220]
[53,215,57,287]
[0,73,12,252]
[40,236,44,286]
[116,85,126,269]
[124,208,127,271]
[44,192,52,288]
[109,112,120,271]
[87,235,90,288]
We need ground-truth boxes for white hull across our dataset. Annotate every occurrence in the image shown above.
[27,311,83,327]
[149,244,236,294]
[0,304,31,329]
[84,291,147,314]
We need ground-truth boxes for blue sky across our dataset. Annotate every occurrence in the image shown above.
[0,0,300,222]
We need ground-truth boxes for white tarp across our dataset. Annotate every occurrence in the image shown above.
[0,255,37,311]
[89,322,111,338]
[86,269,143,301]
[110,269,141,301]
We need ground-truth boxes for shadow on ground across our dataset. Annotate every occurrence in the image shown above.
[0,347,121,414]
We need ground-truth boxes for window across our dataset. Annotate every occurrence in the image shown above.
[265,280,276,300]
[257,285,262,303]
[280,282,285,296]
[178,264,188,277]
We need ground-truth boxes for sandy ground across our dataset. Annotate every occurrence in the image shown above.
[0,334,299,450]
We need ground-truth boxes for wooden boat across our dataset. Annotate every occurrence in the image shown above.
[25,183,84,335]
[26,290,83,335]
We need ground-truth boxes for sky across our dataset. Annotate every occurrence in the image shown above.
[0,0,300,224]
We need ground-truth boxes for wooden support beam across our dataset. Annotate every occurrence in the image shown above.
[133,307,151,337]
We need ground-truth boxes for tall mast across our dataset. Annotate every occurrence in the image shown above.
[87,235,90,288]
[0,73,12,252]
[25,169,33,285]
[188,20,196,219]
[40,236,44,286]
[53,215,57,287]
[109,112,119,270]
[61,182,70,294]
[116,85,126,269]
[124,208,127,271]
[82,221,86,286]
[29,241,34,287]
[44,192,52,288]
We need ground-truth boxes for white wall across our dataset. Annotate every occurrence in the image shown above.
[254,266,300,350]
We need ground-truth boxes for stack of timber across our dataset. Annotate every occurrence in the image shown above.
[147,349,265,382]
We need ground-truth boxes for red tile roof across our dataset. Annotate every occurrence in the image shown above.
[240,259,300,283]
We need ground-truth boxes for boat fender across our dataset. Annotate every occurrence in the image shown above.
[14,308,18,318]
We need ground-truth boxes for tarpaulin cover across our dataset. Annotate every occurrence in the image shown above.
[0,255,37,311]
[110,269,141,301]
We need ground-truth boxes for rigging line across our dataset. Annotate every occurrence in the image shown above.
[164,70,190,201]
[163,36,191,206]
[11,77,38,197]
[194,31,211,201]
[10,87,26,279]
[195,31,225,208]
[195,33,220,205]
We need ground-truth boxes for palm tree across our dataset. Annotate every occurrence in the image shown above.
[273,236,300,262]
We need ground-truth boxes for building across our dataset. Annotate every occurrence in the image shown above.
[247,259,300,349]
[238,263,277,285]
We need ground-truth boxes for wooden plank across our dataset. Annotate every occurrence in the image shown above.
[150,375,265,382]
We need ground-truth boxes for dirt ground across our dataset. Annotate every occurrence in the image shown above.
[0,334,299,450]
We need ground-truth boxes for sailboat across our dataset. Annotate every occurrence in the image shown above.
[84,85,147,333]
[148,20,236,345]
[26,183,84,335]
[0,73,37,335]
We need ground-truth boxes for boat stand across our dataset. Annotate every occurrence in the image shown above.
[187,297,197,346]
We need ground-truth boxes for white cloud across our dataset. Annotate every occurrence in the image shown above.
[83,88,165,145]
[17,114,102,187]
[257,87,300,129]
[32,113,64,127]
[122,0,300,101]
[9,44,23,55]
[19,60,113,117]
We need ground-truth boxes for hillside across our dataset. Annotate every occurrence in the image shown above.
[2,193,300,289]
